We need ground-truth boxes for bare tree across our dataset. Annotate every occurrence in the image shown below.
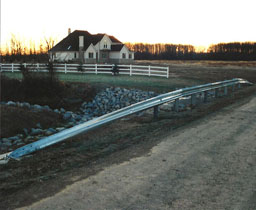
[44,36,57,52]
[10,34,23,55]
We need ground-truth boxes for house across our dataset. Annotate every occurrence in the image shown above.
[49,29,134,63]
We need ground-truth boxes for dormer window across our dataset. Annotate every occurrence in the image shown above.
[104,40,107,49]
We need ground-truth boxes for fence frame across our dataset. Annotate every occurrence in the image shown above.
[0,63,169,78]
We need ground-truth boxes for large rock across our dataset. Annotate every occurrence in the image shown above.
[30,128,43,136]
[8,136,20,141]
[23,128,29,136]
[54,109,60,114]
[43,105,51,111]
[7,101,16,106]
[63,112,72,120]
[45,128,57,136]
[22,102,31,109]
[33,104,43,110]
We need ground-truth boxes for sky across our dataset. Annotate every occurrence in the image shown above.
[1,0,256,51]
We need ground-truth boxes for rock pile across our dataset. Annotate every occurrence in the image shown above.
[80,87,156,117]
[0,87,157,153]
[0,87,220,153]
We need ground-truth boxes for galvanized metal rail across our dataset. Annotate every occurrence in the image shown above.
[4,78,252,161]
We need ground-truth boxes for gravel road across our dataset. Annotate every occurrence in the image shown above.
[19,95,256,210]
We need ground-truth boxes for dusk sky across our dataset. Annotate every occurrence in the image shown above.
[1,0,256,51]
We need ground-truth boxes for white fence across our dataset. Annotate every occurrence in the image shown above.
[0,63,169,78]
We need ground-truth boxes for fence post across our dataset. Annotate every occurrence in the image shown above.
[215,88,219,98]
[130,64,132,76]
[12,63,14,73]
[224,86,228,95]
[232,85,235,92]
[204,91,208,102]
[148,65,151,77]
[37,63,39,71]
[65,63,67,74]
[95,64,98,74]
[0,63,1,72]
[174,99,179,112]
[153,105,159,119]
[167,66,169,78]
[191,94,196,106]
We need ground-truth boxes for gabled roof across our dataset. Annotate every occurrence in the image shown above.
[111,44,124,51]
[109,35,122,43]
[50,30,122,52]
[50,30,91,52]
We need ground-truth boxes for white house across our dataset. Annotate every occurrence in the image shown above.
[49,30,134,63]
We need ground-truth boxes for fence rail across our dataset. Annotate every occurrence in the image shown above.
[2,78,252,161]
[0,63,169,78]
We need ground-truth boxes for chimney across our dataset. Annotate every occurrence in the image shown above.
[68,28,71,35]
[79,36,84,62]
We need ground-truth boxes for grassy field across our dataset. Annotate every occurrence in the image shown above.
[1,71,200,93]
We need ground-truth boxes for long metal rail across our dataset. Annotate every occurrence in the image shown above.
[4,78,252,160]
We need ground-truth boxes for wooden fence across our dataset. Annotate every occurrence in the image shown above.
[0,63,169,78]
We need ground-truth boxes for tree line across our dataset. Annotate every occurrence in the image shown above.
[125,43,195,60]
[1,36,255,62]
[205,42,256,60]
[1,35,56,63]
[125,42,256,60]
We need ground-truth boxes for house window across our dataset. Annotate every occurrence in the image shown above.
[89,52,94,59]
[104,40,107,49]
[102,53,107,58]
[122,53,126,59]
[129,54,132,59]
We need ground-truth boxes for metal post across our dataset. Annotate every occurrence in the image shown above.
[215,88,219,98]
[37,63,39,71]
[130,64,132,76]
[12,63,14,73]
[95,64,97,74]
[204,91,208,102]
[191,94,196,106]
[224,86,228,95]
[174,99,179,112]
[65,63,67,74]
[153,105,159,119]
[167,66,169,78]
[149,65,151,77]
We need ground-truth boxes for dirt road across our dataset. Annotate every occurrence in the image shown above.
[18,95,256,210]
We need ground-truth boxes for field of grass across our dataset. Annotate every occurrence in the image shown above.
[2,60,255,94]
[1,71,200,93]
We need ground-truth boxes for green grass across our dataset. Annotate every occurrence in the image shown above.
[1,72,200,93]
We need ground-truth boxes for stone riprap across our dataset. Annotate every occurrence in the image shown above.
[80,87,156,118]
[0,87,157,153]
[0,87,217,153]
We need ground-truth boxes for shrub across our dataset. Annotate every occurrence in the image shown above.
[77,62,84,72]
